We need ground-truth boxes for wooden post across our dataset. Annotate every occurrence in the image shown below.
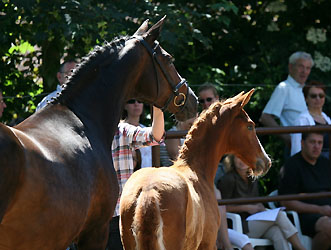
[152,145,161,167]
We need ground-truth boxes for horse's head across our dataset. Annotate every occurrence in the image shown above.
[127,16,198,121]
[222,89,271,177]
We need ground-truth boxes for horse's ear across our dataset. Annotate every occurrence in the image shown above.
[133,19,150,36]
[240,88,255,108]
[232,91,245,100]
[144,16,166,44]
[230,88,254,111]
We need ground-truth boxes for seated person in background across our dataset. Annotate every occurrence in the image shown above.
[279,132,331,250]
[214,185,254,250]
[218,154,306,250]
[291,81,331,158]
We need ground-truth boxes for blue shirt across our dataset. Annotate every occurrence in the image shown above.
[263,75,308,126]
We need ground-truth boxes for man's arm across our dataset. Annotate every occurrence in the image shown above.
[259,113,280,127]
[281,200,331,217]
[259,113,291,146]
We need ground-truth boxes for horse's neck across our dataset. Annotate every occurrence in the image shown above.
[68,79,130,146]
[179,131,227,184]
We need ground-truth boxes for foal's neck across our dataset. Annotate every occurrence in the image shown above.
[179,133,227,185]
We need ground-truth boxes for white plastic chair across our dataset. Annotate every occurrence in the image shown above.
[268,190,312,250]
[226,212,273,249]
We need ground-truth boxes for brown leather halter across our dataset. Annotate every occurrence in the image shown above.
[132,36,189,113]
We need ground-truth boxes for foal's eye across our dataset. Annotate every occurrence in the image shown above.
[247,125,253,131]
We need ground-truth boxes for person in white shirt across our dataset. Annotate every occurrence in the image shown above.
[259,51,314,148]
[36,60,77,111]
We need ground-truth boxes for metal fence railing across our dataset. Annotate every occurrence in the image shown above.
[153,125,331,205]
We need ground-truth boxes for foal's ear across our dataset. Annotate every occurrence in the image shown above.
[241,88,254,107]
[144,16,166,44]
[133,19,150,36]
[239,88,255,109]
[230,88,254,112]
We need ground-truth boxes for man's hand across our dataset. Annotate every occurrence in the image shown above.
[246,204,265,214]
[319,205,331,216]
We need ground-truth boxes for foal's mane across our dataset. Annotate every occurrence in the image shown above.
[178,100,227,159]
[54,36,129,105]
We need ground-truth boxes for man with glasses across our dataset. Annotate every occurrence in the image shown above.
[36,60,77,111]
[259,51,314,151]
[0,89,7,119]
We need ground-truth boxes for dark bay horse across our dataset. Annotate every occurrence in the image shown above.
[0,17,198,250]
[120,89,271,250]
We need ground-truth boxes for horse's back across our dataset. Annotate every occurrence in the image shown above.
[120,166,205,250]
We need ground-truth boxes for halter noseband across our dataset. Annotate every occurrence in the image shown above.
[131,36,189,113]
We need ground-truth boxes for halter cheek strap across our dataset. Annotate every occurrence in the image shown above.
[131,36,189,112]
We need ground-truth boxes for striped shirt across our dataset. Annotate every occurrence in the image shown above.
[111,122,162,216]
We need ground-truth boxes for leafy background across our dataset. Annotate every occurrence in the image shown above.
[2,0,331,194]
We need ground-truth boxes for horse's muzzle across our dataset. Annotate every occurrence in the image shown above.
[252,156,272,177]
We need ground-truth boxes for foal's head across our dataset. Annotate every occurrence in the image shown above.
[221,89,271,176]
[183,89,271,177]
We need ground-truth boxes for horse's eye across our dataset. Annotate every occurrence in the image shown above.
[166,55,174,63]
[247,125,253,131]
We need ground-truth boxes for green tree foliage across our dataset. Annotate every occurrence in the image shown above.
[2,0,331,193]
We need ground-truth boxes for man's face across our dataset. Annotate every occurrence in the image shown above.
[198,89,219,110]
[57,62,77,86]
[289,58,312,85]
[0,92,7,118]
[301,133,323,162]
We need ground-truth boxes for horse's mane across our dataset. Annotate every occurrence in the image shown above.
[177,100,226,160]
[54,35,130,105]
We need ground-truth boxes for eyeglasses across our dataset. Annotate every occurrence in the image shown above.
[198,97,213,104]
[127,99,142,104]
[309,93,325,99]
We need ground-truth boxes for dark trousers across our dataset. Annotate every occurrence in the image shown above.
[106,216,123,250]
